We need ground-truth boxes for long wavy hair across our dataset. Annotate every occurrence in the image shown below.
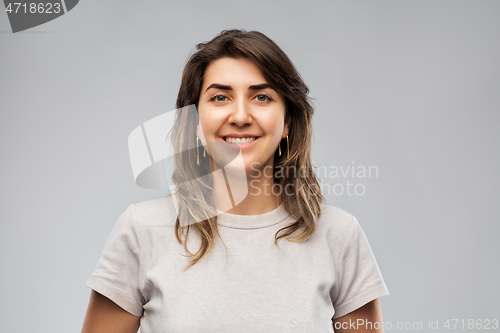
[168,29,324,270]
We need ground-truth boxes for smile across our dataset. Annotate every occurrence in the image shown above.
[221,136,260,148]
[224,137,256,143]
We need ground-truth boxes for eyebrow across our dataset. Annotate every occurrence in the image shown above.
[205,83,275,93]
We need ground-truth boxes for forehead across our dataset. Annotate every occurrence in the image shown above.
[202,57,267,87]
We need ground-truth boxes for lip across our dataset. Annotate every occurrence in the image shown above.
[220,136,260,149]
[222,133,259,138]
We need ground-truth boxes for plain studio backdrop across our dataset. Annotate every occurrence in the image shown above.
[1,1,498,332]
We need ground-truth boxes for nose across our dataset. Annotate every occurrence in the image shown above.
[228,99,252,127]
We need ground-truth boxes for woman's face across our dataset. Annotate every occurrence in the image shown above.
[197,57,289,174]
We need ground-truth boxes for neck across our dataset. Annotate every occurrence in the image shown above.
[211,160,280,216]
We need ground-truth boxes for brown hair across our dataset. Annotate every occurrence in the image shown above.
[168,29,324,270]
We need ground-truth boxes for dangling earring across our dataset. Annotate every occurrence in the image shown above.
[197,136,201,166]
[197,136,206,166]
[286,134,289,159]
[278,135,290,158]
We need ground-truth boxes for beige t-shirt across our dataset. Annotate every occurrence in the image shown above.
[86,196,389,332]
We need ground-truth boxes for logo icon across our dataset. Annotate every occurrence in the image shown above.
[3,0,79,33]
[128,104,249,224]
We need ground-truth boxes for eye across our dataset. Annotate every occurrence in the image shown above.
[255,93,273,102]
[210,93,228,103]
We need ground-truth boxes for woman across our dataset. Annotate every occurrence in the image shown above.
[81,29,389,333]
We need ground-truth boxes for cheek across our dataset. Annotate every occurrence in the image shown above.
[262,115,284,139]
[199,113,222,137]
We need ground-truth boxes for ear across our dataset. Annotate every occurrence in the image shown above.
[283,113,291,138]
[283,123,289,138]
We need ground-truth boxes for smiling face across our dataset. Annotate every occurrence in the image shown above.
[197,57,289,174]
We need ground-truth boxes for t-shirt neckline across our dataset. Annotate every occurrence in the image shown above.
[216,203,291,229]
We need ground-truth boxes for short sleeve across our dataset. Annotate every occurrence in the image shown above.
[86,204,144,317]
[331,215,389,319]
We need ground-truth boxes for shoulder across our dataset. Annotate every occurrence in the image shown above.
[129,195,178,227]
[318,204,358,231]
[316,204,359,246]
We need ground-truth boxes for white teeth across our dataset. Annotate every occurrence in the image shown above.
[225,137,256,144]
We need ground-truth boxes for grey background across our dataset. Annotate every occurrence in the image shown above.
[1,0,498,332]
